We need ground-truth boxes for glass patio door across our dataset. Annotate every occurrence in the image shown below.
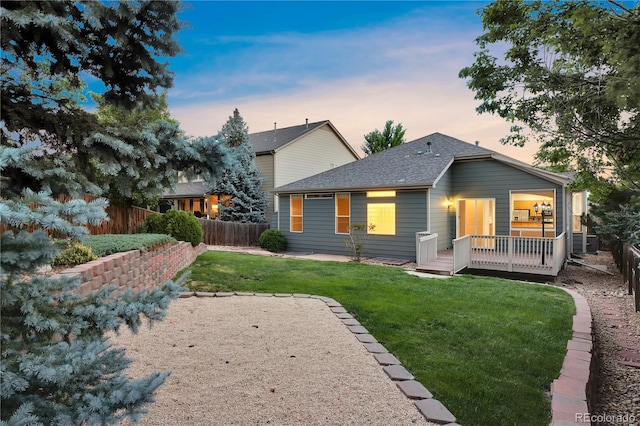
[457,199,495,247]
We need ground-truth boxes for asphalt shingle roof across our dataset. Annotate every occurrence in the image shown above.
[273,133,494,193]
[162,181,209,198]
[249,120,329,154]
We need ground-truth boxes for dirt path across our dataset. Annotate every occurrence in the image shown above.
[557,252,640,424]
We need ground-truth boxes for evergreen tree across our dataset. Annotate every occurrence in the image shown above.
[0,149,186,424]
[0,1,206,423]
[0,1,229,202]
[362,120,406,156]
[215,110,268,223]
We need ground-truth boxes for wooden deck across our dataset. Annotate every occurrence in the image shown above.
[415,248,562,277]
[415,249,455,276]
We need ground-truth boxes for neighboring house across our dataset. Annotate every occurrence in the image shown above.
[250,119,360,222]
[272,132,578,277]
[160,119,359,221]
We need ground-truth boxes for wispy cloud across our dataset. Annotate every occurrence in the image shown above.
[169,1,539,164]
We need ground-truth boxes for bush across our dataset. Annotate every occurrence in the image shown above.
[164,210,203,247]
[140,213,166,234]
[52,240,98,266]
[259,229,287,253]
[139,211,203,247]
[82,234,177,257]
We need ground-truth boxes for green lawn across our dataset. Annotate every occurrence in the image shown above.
[182,251,575,426]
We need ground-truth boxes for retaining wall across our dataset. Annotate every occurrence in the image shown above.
[53,242,208,294]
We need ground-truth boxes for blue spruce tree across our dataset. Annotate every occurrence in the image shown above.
[0,1,224,424]
[216,109,268,223]
[0,148,185,425]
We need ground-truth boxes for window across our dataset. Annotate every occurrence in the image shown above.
[367,203,395,235]
[306,193,334,199]
[509,190,555,237]
[335,193,350,234]
[572,192,585,232]
[367,190,396,198]
[290,195,303,232]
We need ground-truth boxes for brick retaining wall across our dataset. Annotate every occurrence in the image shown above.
[53,242,208,294]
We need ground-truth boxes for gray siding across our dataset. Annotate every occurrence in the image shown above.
[451,160,566,236]
[278,191,427,261]
[430,168,455,250]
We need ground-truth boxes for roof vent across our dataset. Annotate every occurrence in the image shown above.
[475,140,479,146]
[425,141,433,154]
[305,118,308,130]
[274,122,277,141]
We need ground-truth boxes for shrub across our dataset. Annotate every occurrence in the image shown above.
[82,234,176,257]
[259,229,287,253]
[343,223,375,262]
[52,240,98,266]
[141,213,166,234]
[163,210,203,247]
[139,211,203,247]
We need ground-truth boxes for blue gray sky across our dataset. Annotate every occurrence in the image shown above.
[168,1,537,161]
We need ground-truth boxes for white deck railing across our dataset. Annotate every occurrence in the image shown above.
[452,233,566,276]
[452,235,471,274]
[416,232,438,265]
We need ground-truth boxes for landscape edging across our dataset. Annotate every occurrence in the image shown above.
[549,287,596,425]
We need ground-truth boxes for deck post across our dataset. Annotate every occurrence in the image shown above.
[507,236,513,272]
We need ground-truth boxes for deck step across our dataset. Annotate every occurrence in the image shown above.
[414,267,454,276]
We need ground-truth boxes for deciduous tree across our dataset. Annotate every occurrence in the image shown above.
[459,0,640,243]
[362,120,406,156]
[460,0,639,187]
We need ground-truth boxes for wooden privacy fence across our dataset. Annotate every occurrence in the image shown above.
[0,194,155,236]
[612,240,640,312]
[198,219,269,247]
[88,205,156,235]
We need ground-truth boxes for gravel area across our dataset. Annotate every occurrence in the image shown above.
[111,246,639,425]
[556,252,640,424]
[113,295,432,425]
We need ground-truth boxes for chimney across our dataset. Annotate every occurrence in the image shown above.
[475,140,480,146]
[305,118,308,130]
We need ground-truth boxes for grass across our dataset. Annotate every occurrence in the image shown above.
[81,233,176,257]
[182,251,575,426]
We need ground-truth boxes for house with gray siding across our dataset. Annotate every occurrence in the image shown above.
[272,133,578,276]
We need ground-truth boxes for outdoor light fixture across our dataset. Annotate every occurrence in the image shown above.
[533,201,553,265]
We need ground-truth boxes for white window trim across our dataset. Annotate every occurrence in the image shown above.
[367,202,396,235]
[290,194,303,233]
[508,189,557,237]
[335,193,351,235]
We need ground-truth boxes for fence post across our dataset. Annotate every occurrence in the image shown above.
[632,252,640,312]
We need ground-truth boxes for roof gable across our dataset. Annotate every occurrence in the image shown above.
[274,133,491,193]
[273,132,570,193]
[249,120,358,158]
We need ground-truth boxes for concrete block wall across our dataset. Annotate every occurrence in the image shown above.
[53,242,208,294]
